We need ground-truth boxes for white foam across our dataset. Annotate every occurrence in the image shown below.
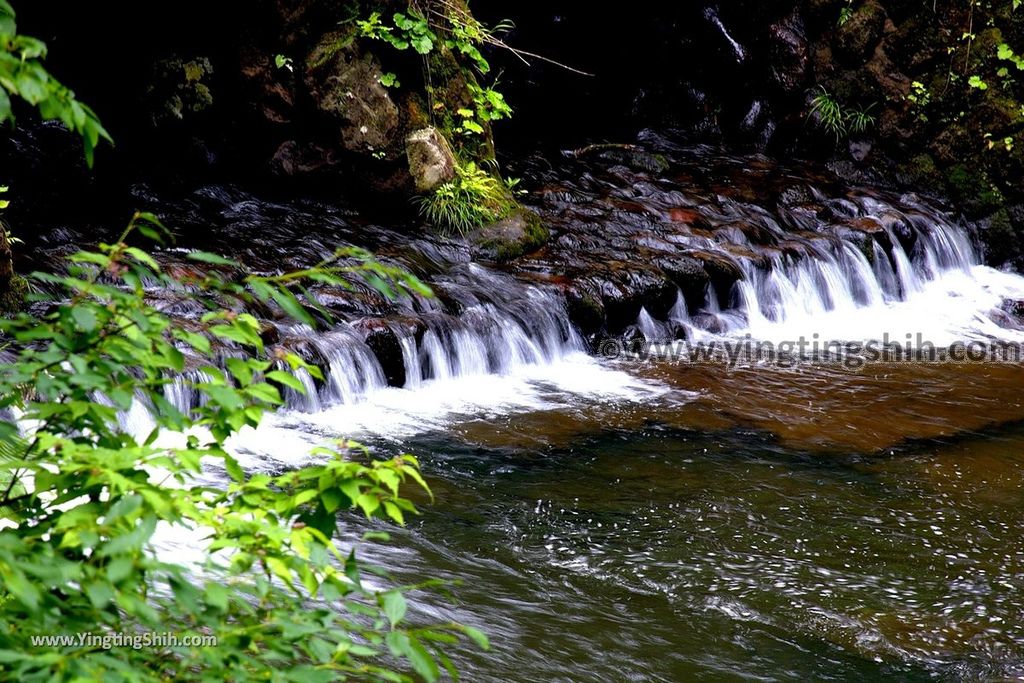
[228,352,670,458]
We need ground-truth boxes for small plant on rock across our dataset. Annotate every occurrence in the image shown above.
[808,87,876,141]
[417,161,515,235]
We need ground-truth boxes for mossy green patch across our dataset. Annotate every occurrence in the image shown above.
[0,275,27,316]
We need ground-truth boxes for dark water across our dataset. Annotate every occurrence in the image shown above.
[327,360,1024,683]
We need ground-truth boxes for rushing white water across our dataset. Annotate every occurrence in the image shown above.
[151,274,670,442]
[640,194,1024,347]
[126,189,1024,445]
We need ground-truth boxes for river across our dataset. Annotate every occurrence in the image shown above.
[129,139,1024,681]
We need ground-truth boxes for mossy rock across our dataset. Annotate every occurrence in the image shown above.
[978,208,1020,268]
[304,28,401,157]
[945,164,1005,217]
[834,1,887,63]
[469,208,550,261]
[0,275,27,316]
[565,288,606,338]
[897,152,942,187]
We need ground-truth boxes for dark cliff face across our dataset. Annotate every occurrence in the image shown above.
[478,1,1024,269]
[3,1,1024,267]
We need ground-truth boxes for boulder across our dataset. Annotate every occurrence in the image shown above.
[769,11,809,92]
[469,209,550,261]
[304,30,400,157]
[406,128,457,193]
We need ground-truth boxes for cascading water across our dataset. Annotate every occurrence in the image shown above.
[112,142,1024,441]
[630,190,1024,347]
[147,262,655,445]
[104,142,1024,683]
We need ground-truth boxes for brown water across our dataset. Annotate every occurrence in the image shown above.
[328,357,1024,682]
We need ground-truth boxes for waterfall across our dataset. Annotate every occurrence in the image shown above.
[159,274,587,415]
[704,6,746,63]
[631,193,1024,346]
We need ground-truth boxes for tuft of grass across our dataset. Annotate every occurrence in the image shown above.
[809,87,847,140]
[846,102,877,135]
[808,87,876,141]
[417,161,516,235]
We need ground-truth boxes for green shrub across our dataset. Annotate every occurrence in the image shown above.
[0,214,487,681]
[417,161,515,235]
[0,0,111,165]
[808,87,876,141]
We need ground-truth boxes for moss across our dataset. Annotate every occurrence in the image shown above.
[492,209,549,260]
[0,275,27,316]
[307,28,357,71]
[945,164,1005,216]
[469,207,549,261]
[980,208,1018,267]
[899,152,941,186]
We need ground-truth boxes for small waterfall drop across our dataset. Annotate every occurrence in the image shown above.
[629,191,1024,346]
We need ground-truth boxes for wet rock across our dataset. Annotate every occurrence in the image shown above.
[769,11,809,92]
[690,312,725,334]
[849,139,872,162]
[874,210,917,254]
[355,319,406,388]
[1000,298,1024,319]
[406,127,457,193]
[612,267,678,328]
[565,287,606,338]
[570,144,670,174]
[470,209,550,261]
[271,140,338,176]
[621,325,647,351]
[779,186,813,208]
[688,251,743,307]
[259,322,281,347]
[654,254,711,312]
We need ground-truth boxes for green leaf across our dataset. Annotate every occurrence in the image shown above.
[0,0,15,37]
[411,35,434,54]
[406,636,441,682]
[224,455,245,483]
[201,384,245,411]
[320,487,345,513]
[187,251,239,266]
[226,357,254,385]
[382,590,407,627]
[106,556,133,584]
[459,625,490,651]
[71,306,98,332]
[266,370,306,393]
[0,88,11,124]
[205,582,229,611]
[270,287,316,327]
[85,580,115,609]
